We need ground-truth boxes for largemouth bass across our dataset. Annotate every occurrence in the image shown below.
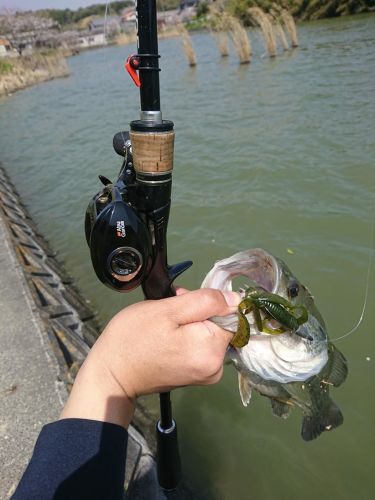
[201,248,348,441]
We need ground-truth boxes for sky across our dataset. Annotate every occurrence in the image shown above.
[1,1,109,11]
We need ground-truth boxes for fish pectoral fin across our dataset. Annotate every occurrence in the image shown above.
[271,399,291,419]
[301,400,344,441]
[325,343,348,387]
[238,372,253,407]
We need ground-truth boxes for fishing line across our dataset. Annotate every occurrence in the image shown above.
[329,207,375,342]
[104,1,110,41]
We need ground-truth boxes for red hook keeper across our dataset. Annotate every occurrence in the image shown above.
[125,55,141,87]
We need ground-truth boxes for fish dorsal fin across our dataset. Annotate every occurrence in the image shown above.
[238,372,253,407]
[326,343,348,387]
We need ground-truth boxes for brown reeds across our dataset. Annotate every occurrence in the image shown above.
[214,31,230,57]
[274,22,289,51]
[178,24,197,67]
[281,9,299,47]
[225,14,251,64]
[248,7,277,58]
[269,11,289,51]
[209,4,230,57]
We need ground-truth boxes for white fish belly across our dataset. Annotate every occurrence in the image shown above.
[237,335,328,383]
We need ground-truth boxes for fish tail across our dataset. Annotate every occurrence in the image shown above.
[301,400,343,441]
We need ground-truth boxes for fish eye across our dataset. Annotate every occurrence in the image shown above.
[287,282,299,298]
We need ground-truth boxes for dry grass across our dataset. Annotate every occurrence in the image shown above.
[0,51,69,96]
[272,3,299,47]
[115,32,136,46]
[116,28,180,47]
[209,4,229,57]
[226,14,251,64]
[271,4,298,48]
[178,24,196,67]
[209,3,251,64]
[214,31,229,57]
[281,9,299,47]
[269,10,289,51]
[274,22,289,50]
[248,7,277,58]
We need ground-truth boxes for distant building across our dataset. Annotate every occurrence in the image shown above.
[36,30,79,50]
[157,10,179,31]
[78,32,107,49]
[0,13,60,53]
[120,5,196,32]
[120,7,136,32]
[121,7,136,23]
[180,0,200,9]
[89,16,121,36]
[0,37,12,56]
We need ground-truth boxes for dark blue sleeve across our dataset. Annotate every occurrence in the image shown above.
[12,418,128,500]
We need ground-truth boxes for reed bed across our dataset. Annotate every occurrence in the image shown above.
[209,2,251,64]
[209,3,230,58]
[178,24,197,67]
[281,9,299,47]
[248,7,277,58]
[269,11,289,51]
[214,31,229,57]
[225,14,252,64]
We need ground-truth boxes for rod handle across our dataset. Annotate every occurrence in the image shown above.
[156,419,181,490]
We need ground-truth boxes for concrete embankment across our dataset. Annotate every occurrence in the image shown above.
[0,52,69,97]
[0,165,165,499]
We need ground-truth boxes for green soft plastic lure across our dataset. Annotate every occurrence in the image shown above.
[231,287,308,348]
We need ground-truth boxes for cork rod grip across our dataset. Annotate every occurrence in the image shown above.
[130,130,175,173]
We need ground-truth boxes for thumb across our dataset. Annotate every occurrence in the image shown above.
[163,288,241,325]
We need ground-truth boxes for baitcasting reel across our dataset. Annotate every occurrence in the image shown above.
[85,132,150,292]
[85,131,191,297]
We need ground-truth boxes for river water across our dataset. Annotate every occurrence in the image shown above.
[1,14,374,499]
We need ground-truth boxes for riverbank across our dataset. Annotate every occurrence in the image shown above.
[0,164,165,499]
[0,51,69,97]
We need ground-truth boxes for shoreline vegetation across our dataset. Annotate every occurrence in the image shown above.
[0,50,69,97]
[1,1,374,97]
[115,25,181,45]
[41,0,374,26]
[224,0,374,25]
[0,26,182,97]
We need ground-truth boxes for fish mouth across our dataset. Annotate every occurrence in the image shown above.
[202,248,324,346]
[201,248,279,296]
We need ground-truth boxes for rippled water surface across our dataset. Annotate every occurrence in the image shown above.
[1,14,374,499]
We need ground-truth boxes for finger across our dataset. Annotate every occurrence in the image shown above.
[162,288,241,325]
[204,319,234,345]
[175,287,190,296]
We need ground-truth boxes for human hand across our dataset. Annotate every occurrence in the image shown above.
[60,289,240,428]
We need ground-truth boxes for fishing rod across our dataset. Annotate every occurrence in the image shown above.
[85,0,192,491]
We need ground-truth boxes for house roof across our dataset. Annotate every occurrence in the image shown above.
[180,0,199,7]
[0,38,11,46]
